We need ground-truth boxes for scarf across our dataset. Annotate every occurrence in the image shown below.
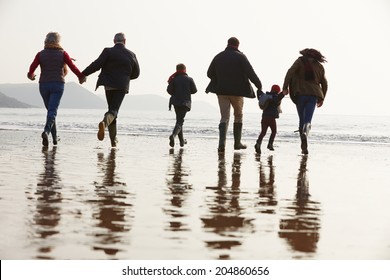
[44,42,63,50]
[301,56,315,81]
[167,70,187,83]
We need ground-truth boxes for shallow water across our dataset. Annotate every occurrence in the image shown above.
[1,127,389,259]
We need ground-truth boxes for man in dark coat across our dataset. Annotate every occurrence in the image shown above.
[206,37,262,152]
[82,32,140,147]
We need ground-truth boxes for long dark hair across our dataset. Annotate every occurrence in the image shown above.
[299,48,327,63]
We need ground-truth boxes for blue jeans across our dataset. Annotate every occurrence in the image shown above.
[39,82,64,134]
[296,95,317,130]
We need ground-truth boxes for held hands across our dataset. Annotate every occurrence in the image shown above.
[79,75,87,84]
[27,72,36,81]
[317,99,324,108]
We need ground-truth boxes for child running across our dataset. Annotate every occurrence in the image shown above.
[255,84,288,154]
[167,63,197,147]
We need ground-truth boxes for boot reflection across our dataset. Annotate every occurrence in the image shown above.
[279,155,322,254]
[202,152,253,259]
[164,148,192,232]
[91,149,132,257]
[257,155,277,214]
[34,146,62,259]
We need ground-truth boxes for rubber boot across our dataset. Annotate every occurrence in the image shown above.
[267,138,274,151]
[98,113,115,141]
[169,124,181,147]
[51,121,58,145]
[108,121,117,147]
[254,139,262,154]
[233,122,247,150]
[218,122,228,153]
[300,129,309,155]
[42,116,54,147]
[178,130,187,147]
[303,122,311,138]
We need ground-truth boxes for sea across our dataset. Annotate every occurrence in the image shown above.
[1,108,390,145]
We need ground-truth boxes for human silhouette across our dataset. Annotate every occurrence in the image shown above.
[278,156,322,253]
[91,149,132,257]
[34,146,62,259]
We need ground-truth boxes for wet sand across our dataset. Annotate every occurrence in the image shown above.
[0,129,389,260]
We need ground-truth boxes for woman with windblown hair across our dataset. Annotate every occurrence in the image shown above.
[282,48,328,154]
[28,32,86,147]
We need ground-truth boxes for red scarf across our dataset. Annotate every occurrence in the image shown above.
[167,70,186,83]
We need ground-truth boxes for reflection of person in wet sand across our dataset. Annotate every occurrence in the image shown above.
[256,155,277,214]
[164,148,192,232]
[90,149,132,257]
[202,153,253,258]
[279,156,321,253]
[34,147,62,259]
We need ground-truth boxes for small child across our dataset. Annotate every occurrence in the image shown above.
[255,84,287,154]
[167,63,197,147]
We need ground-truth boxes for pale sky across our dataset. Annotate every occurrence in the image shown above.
[0,0,389,115]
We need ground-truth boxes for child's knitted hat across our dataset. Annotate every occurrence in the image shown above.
[271,85,281,93]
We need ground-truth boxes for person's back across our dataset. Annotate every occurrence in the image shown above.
[167,63,197,147]
[81,32,140,147]
[282,48,328,154]
[206,37,262,152]
[39,49,65,83]
[82,34,140,93]
[167,73,196,110]
[286,56,327,100]
[209,47,249,96]
[100,44,139,88]
[262,92,283,119]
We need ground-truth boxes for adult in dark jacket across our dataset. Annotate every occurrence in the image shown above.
[206,37,262,152]
[167,63,197,147]
[283,48,328,154]
[28,32,86,147]
[254,85,287,154]
[82,32,140,147]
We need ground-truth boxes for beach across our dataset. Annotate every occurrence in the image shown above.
[1,126,389,260]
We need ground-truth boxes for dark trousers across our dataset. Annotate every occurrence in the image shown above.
[105,90,126,117]
[257,116,277,142]
[174,106,188,127]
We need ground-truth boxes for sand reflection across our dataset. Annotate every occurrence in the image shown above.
[256,155,278,214]
[279,155,322,255]
[89,149,132,257]
[202,153,254,259]
[164,148,192,233]
[33,146,62,259]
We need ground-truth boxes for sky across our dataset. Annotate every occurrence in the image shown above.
[0,0,389,116]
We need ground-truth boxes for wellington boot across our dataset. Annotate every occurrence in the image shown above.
[51,121,58,145]
[218,122,228,153]
[97,121,105,141]
[178,130,187,147]
[254,140,262,154]
[300,129,309,154]
[169,124,181,147]
[98,113,115,141]
[41,132,49,147]
[108,123,117,147]
[233,122,247,150]
[267,139,274,151]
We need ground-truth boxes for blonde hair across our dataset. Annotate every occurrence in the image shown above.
[44,32,61,45]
